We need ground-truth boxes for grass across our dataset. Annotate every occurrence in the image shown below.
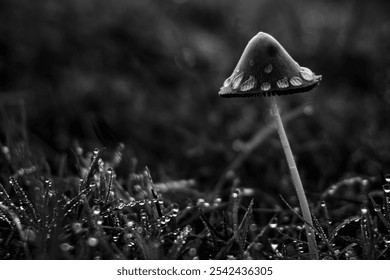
[1,134,390,260]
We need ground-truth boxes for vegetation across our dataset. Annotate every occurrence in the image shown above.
[1,144,390,260]
[1,0,390,259]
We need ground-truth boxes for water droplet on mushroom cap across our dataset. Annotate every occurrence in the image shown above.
[219,32,322,97]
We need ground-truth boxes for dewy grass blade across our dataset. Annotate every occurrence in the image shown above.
[368,193,390,231]
[238,199,254,250]
[9,177,39,226]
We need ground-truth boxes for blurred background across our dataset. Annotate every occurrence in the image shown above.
[1,0,390,201]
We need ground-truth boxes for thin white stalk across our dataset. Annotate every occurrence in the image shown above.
[268,96,318,260]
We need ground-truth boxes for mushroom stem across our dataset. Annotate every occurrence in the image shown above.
[268,96,318,260]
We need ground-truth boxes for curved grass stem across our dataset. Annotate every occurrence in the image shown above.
[269,96,318,260]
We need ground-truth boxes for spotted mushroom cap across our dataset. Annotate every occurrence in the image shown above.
[219,32,322,97]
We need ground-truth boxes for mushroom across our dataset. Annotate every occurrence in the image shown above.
[219,32,321,259]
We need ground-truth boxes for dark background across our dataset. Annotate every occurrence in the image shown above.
[1,0,390,200]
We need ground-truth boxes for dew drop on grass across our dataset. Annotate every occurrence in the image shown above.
[184,225,192,234]
[136,227,143,234]
[76,146,83,156]
[139,200,145,206]
[269,239,279,251]
[87,237,99,247]
[60,243,73,252]
[188,247,197,257]
[344,250,353,259]
[383,184,390,194]
[213,196,222,207]
[197,198,205,205]
[241,188,254,196]
[361,206,368,215]
[1,146,10,160]
[374,205,382,213]
[384,235,390,245]
[232,189,240,198]
[172,205,179,215]
[296,243,305,253]
[249,223,258,232]
[72,222,82,234]
[278,226,286,232]
[92,206,101,215]
[328,185,337,195]
[269,217,278,229]
[385,175,390,183]
[126,220,135,228]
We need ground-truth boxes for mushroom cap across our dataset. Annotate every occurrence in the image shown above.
[219,32,322,98]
